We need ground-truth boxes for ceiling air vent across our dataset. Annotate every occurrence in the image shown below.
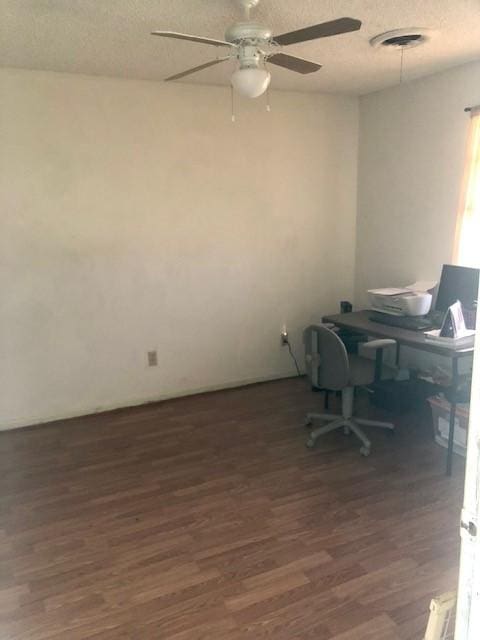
[370,28,434,50]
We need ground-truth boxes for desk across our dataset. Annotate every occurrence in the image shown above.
[323,310,474,475]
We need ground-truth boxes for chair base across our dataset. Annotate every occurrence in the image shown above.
[304,412,394,456]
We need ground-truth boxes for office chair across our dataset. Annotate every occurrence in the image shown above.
[303,324,396,456]
[318,322,368,410]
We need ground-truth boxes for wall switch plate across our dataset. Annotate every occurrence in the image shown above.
[147,350,158,366]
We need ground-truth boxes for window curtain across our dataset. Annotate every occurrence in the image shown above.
[454,110,480,267]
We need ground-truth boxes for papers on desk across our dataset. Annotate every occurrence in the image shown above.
[424,329,475,347]
[424,300,476,347]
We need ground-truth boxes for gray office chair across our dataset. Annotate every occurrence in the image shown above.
[303,324,396,456]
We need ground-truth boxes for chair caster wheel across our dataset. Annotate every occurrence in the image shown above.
[360,446,371,457]
[306,438,315,449]
[303,418,312,427]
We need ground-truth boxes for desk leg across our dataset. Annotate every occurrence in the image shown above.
[446,401,456,476]
[446,358,459,477]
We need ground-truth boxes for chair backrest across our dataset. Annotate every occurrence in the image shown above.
[303,324,349,391]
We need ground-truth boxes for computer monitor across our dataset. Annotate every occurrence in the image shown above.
[435,264,479,312]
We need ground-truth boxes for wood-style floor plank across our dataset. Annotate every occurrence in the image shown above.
[0,378,464,639]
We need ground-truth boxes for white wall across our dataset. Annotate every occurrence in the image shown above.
[355,61,480,306]
[0,68,358,428]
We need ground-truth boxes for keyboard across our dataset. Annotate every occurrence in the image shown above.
[369,312,434,332]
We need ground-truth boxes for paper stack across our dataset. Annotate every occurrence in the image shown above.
[424,300,475,347]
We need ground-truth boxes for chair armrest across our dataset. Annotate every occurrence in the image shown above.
[360,339,397,351]
[359,339,397,382]
[323,322,340,333]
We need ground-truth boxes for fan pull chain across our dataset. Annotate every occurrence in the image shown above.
[265,61,271,112]
[400,46,405,84]
[231,85,236,122]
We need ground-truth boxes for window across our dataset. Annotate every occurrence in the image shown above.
[454,110,480,268]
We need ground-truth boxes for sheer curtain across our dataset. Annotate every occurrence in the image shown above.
[454,110,480,267]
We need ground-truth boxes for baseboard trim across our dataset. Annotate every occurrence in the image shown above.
[1,372,304,431]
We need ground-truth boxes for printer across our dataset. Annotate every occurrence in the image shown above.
[368,282,436,317]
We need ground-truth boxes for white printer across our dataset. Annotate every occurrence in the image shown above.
[368,281,436,317]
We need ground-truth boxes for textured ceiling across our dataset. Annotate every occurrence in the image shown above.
[2,0,480,95]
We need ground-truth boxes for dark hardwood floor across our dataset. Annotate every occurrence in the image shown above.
[0,378,464,639]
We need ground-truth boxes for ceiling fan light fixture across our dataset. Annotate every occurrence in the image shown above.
[231,66,271,98]
[153,1,362,101]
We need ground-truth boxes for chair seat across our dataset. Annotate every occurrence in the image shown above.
[347,354,395,387]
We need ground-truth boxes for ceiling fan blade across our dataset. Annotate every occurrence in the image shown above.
[165,58,229,82]
[267,53,321,74]
[274,17,361,46]
[151,31,233,47]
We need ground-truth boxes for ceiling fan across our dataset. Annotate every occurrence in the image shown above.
[152,0,361,98]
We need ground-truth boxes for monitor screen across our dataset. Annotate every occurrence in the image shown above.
[435,264,479,312]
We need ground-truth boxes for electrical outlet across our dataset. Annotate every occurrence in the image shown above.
[147,350,158,367]
[281,326,289,346]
